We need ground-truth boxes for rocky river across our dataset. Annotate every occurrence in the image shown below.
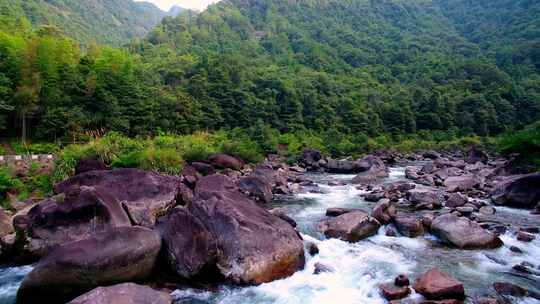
[0,151,538,304]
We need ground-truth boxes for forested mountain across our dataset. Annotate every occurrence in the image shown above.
[0,0,165,46]
[0,0,539,143]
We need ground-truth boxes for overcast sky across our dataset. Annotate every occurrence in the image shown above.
[138,0,220,11]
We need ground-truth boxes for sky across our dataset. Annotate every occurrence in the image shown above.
[138,0,220,11]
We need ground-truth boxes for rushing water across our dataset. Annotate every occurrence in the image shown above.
[1,166,539,304]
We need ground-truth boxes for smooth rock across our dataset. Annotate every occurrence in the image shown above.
[17,227,161,303]
[413,268,465,300]
[67,283,172,304]
[431,214,503,249]
[371,199,396,224]
[491,173,540,209]
[317,211,380,242]
[393,213,424,237]
[208,154,244,170]
[379,283,410,300]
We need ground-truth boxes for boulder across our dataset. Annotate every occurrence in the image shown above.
[431,214,503,249]
[371,199,396,224]
[0,209,13,238]
[324,159,363,174]
[191,162,216,176]
[68,283,172,304]
[300,149,323,168]
[434,167,463,181]
[156,208,217,279]
[179,165,199,188]
[326,208,357,217]
[445,193,468,208]
[405,167,420,180]
[351,155,388,184]
[313,262,334,274]
[493,282,540,300]
[54,169,182,227]
[379,283,410,300]
[393,213,424,237]
[15,186,131,261]
[466,147,488,164]
[188,174,305,284]
[491,173,540,209]
[269,208,297,228]
[207,154,244,170]
[413,268,465,300]
[317,211,380,242]
[444,175,480,193]
[395,274,410,287]
[74,158,107,175]
[407,189,441,210]
[17,227,161,303]
[238,176,273,203]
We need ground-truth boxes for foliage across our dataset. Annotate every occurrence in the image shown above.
[496,121,540,170]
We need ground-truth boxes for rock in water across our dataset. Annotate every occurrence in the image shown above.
[238,175,273,203]
[444,175,480,193]
[188,174,305,284]
[351,155,388,184]
[407,189,441,209]
[68,283,172,304]
[413,268,465,300]
[324,159,363,174]
[491,173,540,209]
[431,214,503,249]
[156,208,217,279]
[371,199,396,224]
[15,186,131,261]
[54,169,183,227]
[208,154,244,170]
[317,211,380,242]
[393,213,424,237]
[17,227,161,303]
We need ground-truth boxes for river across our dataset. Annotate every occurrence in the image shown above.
[1,165,539,304]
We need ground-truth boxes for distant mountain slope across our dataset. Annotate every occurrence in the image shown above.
[167,5,184,16]
[0,0,166,46]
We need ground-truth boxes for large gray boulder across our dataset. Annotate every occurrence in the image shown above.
[68,283,172,304]
[54,169,183,227]
[444,175,480,192]
[352,155,388,184]
[393,213,424,237]
[491,173,540,209]
[17,227,161,303]
[156,208,217,279]
[317,211,380,242]
[208,154,244,170]
[431,214,503,249]
[188,174,305,284]
[14,186,131,261]
[406,189,441,210]
[325,159,363,174]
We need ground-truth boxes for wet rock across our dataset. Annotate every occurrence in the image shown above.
[516,232,535,242]
[395,274,410,287]
[269,208,297,228]
[0,209,13,238]
[74,158,107,175]
[54,169,182,227]
[420,300,463,304]
[509,246,522,253]
[17,227,161,303]
[379,283,410,300]
[445,193,468,208]
[512,264,534,274]
[385,181,416,192]
[326,208,356,217]
[189,174,305,284]
[473,298,498,304]
[405,167,420,180]
[385,226,398,237]
[413,268,465,300]
[421,213,435,229]
[351,155,388,184]
[16,186,131,261]
[307,242,319,256]
[493,282,540,299]
[364,191,386,202]
[479,206,496,215]
[313,262,334,274]
[156,208,217,279]
[327,180,346,186]
[434,167,463,181]
[393,213,424,237]
[407,189,441,210]
[423,151,441,160]
[325,159,363,174]
[519,226,539,234]
[456,206,474,215]
[444,175,480,193]
[317,211,380,242]
[191,162,216,176]
[238,176,273,203]
[371,199,396,224]
[431,214,503,249]
[67,283,172,304]
[208,154,244,170]
[491,173,540,209]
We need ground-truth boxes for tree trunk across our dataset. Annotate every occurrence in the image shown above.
[21,110,26,145]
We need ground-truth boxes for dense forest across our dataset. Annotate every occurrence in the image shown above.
[0,0,165,45]
[0,0,539,147]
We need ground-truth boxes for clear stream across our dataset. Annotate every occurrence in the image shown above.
[1,166,539,304]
